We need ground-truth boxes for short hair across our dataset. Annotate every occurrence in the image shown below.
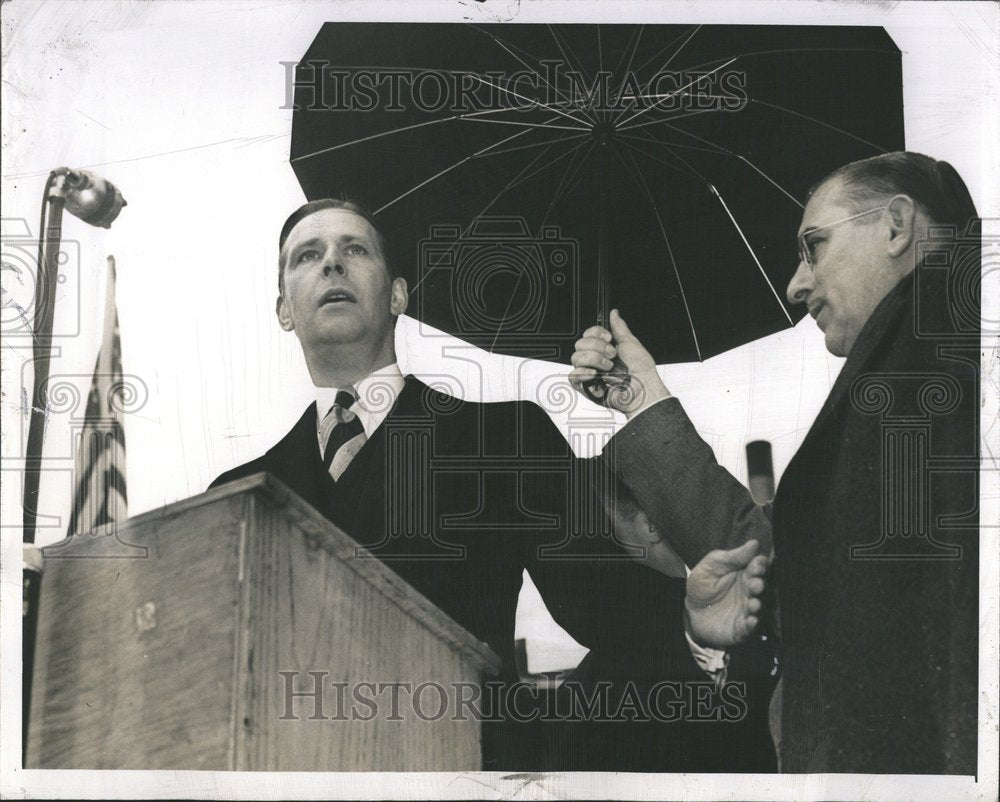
[277,198,398,294]
[811,152,978,229]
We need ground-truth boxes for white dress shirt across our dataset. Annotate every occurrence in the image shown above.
[313,362,406,453]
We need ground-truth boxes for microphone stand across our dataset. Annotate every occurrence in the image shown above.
[23,171,67,546]
[21,167,126,764]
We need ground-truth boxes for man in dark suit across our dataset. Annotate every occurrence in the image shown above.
[570,152,980,774]
[211,198,776,771]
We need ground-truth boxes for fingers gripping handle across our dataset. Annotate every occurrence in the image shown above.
[581,354,634,407]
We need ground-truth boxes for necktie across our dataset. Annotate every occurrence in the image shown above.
[320,388,366,481]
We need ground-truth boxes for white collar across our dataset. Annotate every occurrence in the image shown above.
[314,363,406,439]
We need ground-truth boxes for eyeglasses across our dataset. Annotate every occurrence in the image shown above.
[797,206,887,268]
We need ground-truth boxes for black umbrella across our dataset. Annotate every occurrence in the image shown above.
[289,23,904,364]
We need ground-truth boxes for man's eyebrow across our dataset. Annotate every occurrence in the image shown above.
[281,233,375,266]
[290,236,324,251]
[280,236,322,268]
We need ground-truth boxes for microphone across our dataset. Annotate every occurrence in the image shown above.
[745,440,775,504]
[57,168,128,228]
[24,167,127,543]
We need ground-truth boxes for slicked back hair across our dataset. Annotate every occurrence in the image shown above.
[811,152,978,229]
[277,198,398,294]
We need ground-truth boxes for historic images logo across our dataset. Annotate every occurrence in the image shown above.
[282,61,748,115]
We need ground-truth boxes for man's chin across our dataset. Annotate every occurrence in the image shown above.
[823,329,849,358]
[305,317,366,345]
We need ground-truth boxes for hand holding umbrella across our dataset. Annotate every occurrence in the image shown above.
[570,309,670,415]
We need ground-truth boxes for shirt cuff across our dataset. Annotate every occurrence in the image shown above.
[682,563,730,686]
[685,628,730,687]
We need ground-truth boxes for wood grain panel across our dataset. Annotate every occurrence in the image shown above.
[27,474,497,771]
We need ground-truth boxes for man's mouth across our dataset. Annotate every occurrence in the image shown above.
[808,300,824,322]
[318,288,356,307]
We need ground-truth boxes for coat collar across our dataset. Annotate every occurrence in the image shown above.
[262,376,436,507]
[804,270,914,442]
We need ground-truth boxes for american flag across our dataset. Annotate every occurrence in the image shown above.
[67,256,127,535]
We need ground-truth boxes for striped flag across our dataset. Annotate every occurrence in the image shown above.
[67,256,127,535]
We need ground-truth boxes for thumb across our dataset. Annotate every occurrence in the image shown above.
[706,539,760,571]
[609,309,635,343]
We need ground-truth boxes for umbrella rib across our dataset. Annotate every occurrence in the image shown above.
[547,24,589,85]
[471,26,598,126]
[608,25,645,124]
[608,25,646,125]
[460,117,590,133]
[736,155,804,208]
[618,106,724,134]
[615,58,736,129]
[649,119,735,152]
[617,135,709,184]
[468,73,595,129]
[613,22,701,126]
[547,25,601,119]
[658,23,702,72]
[408,137,588,293]
[640,42,896,154]
[474,132,590,159]
[631,24,703,81]
[614,89,743,105]
[613,25,646,77]
[487,140,597,353]
[636,130,711,182]
[373,124,541,215]
[622,127,803,208]
[545,139,598,212]
[596,25,607,122]
[613,141,703,361]
[619,131,726,157]
[675,45,899,75]
[290,105,555,164]
[747,97,889,153]
[646,120,804,207]
[504,137,593,192]
[597,25,604,92]
[709,184,795,325]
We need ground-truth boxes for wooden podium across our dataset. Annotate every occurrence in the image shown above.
[27,474,500,770]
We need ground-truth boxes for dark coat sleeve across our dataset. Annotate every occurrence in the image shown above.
[509,401,707,679]
[209,457,270,490]
[604,397,773,567]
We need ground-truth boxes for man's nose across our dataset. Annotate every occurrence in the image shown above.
[321,259,346,277]
[785,259,813,305]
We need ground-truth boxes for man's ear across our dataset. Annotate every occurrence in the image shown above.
[390,277,408,316]
[885,194,918,258]
[276,294,294,331]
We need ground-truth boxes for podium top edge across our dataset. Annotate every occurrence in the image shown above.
[42,472,502,675]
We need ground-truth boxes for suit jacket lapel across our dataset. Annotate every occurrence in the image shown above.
[264,402,327,511]
[338,376,431,545]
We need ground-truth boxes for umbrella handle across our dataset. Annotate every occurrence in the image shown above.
[580,355,633,408]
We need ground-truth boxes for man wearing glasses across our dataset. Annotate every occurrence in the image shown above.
[570,152,980,774]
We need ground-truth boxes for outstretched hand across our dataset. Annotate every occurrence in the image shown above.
[685,539,770,649]
[569,309,670,417]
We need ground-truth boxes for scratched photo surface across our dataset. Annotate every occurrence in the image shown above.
[1,1,997,800]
